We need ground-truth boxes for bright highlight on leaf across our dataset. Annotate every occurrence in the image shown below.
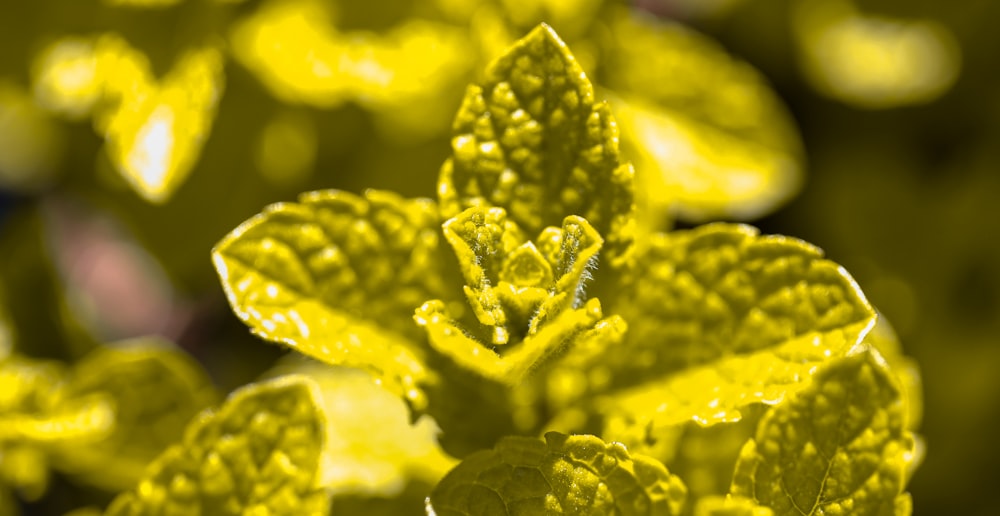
[794,0,960,109]
[730,351,917,515]
[31,34,224,203]
[213,189,453,409]
[438,23,635,267]
[269,361,456,497]
[230,0,469,137]
[603,10,803,223]
[428,432,687,515]
[601,223,876,429]
[415,206,623,385]
[106,375,331,516]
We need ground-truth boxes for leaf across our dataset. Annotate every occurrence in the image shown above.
[601,10,804,223]
[415,207,623,385]
[105,376,330,516]
[427,432,687,515]
[694,496,773,516]
[213,189,452,409]
[438,23,635,267]
[50,340,218,491]
[266,359,456,497]
[600,223,875,429]
[729,351,917,516]
[32,34,225,203]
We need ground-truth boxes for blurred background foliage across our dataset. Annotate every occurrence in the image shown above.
[0,0,994,513]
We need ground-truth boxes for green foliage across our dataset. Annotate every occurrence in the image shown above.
[0,2,934,514]
[730,351,916,515]
[428,432,687,515]
[105,375,330,516]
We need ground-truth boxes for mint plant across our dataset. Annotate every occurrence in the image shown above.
[102,24,920,515]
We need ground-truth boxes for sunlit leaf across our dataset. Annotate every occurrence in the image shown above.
[793,0,960,109]
[415,206,623,385]
[428,431,687,515]
[268,359,456,496]
[230,0,470,138]
[31,34,224,203]
[600,223,875,429]
[50,340,217,491]
[105,375,330,516]
[730,351,917,515]
[438,23,635,267]
[601,10,803,223]
[213,189,452,409]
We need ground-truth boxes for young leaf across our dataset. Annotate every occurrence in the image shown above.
[600,223,875,428]
[213,189,452,409]
[427,432,687,516]
[438,23,635,267]
[730,351,917,516]
[105,375,330,516]
[601,9,803,223]
[415,207,622,385]
[50,340,218,491]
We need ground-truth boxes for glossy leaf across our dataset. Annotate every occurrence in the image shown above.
[601,223,875,428]
[438,23,635,267]
[427,432,687,515]
[213,189,452,409]
[105,375,330,516]
[730,352,917,515]
[602,10,803,223]
[51,340,218,491]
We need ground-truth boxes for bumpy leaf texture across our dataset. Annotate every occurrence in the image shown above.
[105,376,330,516]
[213,189,453,409]
[415,206,623,385]
[438,23,635,268]
[730,351,916,516]
[600,223,875,431]
[428,432,687,516]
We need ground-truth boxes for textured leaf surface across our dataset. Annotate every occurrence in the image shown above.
[416,206,622,384]
[52,341,217,491]
[438,23,634,267]
[602,10,803,223]
[105,376,330,516]
[428,432,687,516]
[213,189,451,408]
[602,223,875,428]
[730,352,916,516]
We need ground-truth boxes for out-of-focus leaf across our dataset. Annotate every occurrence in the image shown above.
[694,496,773,516]
[0,80,62,192]
[438,23,635,268]
[428,431,687,515]
[601,10,803,223]
[213,189,452,409]
[793,0,960,109]
[51,340,217,491]
[105,375,330,516]
[415,206,624,385]
[730,352,917,515]
[230,0,471,139]
[600,223,875,430]
[267,359,456,496]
